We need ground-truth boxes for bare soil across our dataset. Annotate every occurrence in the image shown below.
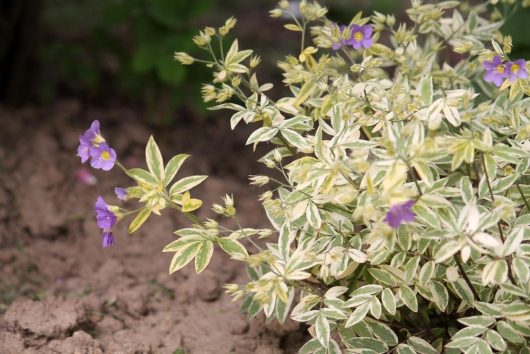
[0,100,306,353]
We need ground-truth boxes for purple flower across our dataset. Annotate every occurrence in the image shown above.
[84,120,101,143]
[77,139,91,163]
[483,55,508,87]
[115,187,127,201]
[89,143,116,171]
[506,59,528,82]
[384,200,416,229]
[348,25,373,50]
[95,196,117,230]
[101,231,115,248]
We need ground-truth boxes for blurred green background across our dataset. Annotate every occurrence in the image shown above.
[2,0,529,123]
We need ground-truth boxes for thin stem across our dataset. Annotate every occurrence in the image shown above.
[279,135,297,155]
[300,20,307,53]
[454,253,480,301]
[232,215,264,252]
[515,181,530,212]
[480,155,505,242]
[402,158,423,198]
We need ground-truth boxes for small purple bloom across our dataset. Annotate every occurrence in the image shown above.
[385,200,416,229]
[115,187,127,201]
[348,24,373,50]
[332,24,373,51]
[89,143,116,171]
[506,59,528,82]
[101,230,116,248]
[95,196,117,230]
[77,120,104,163]
[77,140,91,163]
[83,120,101,144]
[483,55,508,87]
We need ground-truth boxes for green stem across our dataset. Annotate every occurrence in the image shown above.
[515,181,530,212]
[454,253,480,301]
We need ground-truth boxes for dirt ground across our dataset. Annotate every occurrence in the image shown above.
[0,100,306,353]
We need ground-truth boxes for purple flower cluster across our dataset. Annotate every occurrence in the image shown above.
[95,196,117,248]
[77,120,117,171]
[385,200,416,229]
[332,24,373,51]
[483,55,528,87]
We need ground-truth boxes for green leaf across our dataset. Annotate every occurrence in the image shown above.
[345,302,370,328]
[164,154,190,187]
[482,259,508,285]
[460,176,474,204]
[434,241,462,263]
[381,288,396,315]
[429,280,449,311]
[368,321,398,346]
[396,344,417,354]
[246,127,279,145]
[420,75,433,105]
[218,238,248,260]
[181,192,202,213]
[404,256,420,285]
[281,129,309,150]
[299,338,323,354]
[128,208,152,233]
[127,168,159,187]
[446,337,481,348]
[170,175,208,196]
[163,235,205,252]
[345,337,388,354]
[503,226,524,257]
[485,330,507,351]
[146,136,165,181]
[368,269,398,287]
[169,241,202,274]
[419,261,435,286]
[194,241,214,273]
[406,336,438,354]
[315,313,330,348]
[458,316,496,327]
[399,286,418,312]
[496,321,524,344]
[306,202,321,229]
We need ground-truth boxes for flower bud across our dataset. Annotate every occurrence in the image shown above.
[212,203,225,215]
[174,52,194,65]
[250,55,262,68]
[269,8,283,18]
[279,0,289,9]
[201,84,217,103]
[249,175,270,186]
[273,149,283,163]
[220,17,237,36]
[204,218,219,230]
[204,26,216,36]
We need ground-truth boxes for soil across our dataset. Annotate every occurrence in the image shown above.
[0,100,307,353]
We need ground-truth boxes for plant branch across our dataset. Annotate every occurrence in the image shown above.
[454,253,480,302]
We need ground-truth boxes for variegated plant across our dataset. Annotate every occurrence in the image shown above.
[80,0,530,353]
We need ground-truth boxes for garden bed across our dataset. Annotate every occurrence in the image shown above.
[0,100,305,353]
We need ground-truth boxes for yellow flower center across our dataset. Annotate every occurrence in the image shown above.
[496,65,505,74]
[101,151,111,160]
[353,31,364,42]
[511,64,520,73]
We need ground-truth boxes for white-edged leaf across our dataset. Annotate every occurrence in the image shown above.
[170,175,208,196]
[146,136,165,181]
